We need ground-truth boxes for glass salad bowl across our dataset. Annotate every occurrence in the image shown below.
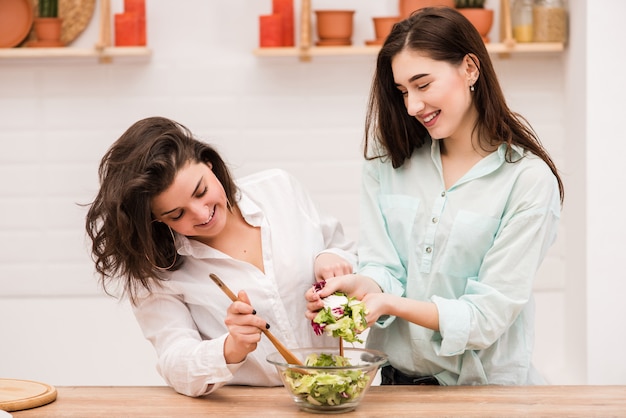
[267,347,387,414]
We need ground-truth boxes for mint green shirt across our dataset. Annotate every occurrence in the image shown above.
[360,139,560,385]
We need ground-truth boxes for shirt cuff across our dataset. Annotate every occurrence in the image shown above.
[357,267,403,328]
[359,266,405,297]
[200,351,246,396]
[181,333,235,396]
[373,314,395,328]
[431,295,471,356]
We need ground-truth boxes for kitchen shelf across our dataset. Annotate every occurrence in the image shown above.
[257,0,566,61]
[0,46,151,62]
[0,0,149,63]
[254,42,564,58]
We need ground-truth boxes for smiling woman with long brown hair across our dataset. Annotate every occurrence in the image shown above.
[85,116,356,397]
[307,7,563,386]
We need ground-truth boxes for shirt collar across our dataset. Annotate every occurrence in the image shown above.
[235,189,264,227]
[430,139,526,188]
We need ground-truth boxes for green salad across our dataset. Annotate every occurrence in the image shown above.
[283,353,370,407]
[311,283,368,343]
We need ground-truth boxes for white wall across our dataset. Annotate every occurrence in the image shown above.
[561,0,588,385]
[584,0,626,384]
[1,0,623,387]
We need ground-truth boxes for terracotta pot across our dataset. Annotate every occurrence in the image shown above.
[33,17,64,46]
[458,8,494,42]
[372,16,399,41]
[315,10,355,46]
[398,0,455,20]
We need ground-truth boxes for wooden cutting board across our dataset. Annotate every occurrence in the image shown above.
[0,379,57,412]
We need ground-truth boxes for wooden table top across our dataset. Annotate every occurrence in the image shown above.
[8,385,626,417]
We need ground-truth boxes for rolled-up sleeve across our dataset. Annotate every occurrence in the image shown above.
[133,293,234,397]
[433,162,560,356]
[431,296,471,356]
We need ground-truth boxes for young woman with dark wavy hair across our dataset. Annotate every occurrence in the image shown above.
[86,116,356,396]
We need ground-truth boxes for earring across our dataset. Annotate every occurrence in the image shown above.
[470,84,475,92]
[146,222,178,271]
[226,196,233,212]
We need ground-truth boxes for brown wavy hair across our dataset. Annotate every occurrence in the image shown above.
[364,7,563,203]
[85,116,238,302]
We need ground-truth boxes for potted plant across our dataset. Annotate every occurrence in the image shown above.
[314,9,355,46]
[33,0,64,46]
[454,0,494,42]
[399,0,455,20]
[370,16,399,44]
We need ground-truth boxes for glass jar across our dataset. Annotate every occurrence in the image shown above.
[532,0,567,42]
[512,0,534,42]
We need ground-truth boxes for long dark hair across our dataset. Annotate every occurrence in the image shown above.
[364,7,563,203]
[85,116,238,302]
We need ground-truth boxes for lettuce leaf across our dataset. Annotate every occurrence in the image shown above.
[311,288,368,344]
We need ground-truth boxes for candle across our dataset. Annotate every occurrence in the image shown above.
[272,0,294,46]
[259,14,283,47]
[123,0,146,46]
[114,13,140,46]
[124,0,145,15]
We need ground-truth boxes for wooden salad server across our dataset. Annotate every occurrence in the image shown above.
[209,273,305,366]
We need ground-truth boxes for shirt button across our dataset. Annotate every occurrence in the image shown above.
[441,191,446,197]
[425,246,432,254]
[432,217,438,224]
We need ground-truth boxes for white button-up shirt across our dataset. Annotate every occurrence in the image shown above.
[360,140,560,385]
[132,169,357,396]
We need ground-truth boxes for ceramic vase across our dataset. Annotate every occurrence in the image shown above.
[398,0,455,20]
[458,8,494,42]
[373,16,399,40]
[314,10,355,46]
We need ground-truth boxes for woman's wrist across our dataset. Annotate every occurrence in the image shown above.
[223,334,247,364]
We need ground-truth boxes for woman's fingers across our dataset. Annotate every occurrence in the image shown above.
[225,290,267,330]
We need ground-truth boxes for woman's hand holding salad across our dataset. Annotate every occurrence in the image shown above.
[307,273,381,302]
[305,275,385,341]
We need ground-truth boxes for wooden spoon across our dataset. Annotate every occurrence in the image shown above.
[209,273,305,366]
